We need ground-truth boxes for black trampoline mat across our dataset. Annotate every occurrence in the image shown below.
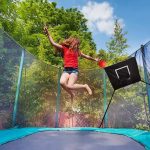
[0,131,145,150]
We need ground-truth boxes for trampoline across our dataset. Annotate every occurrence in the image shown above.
[0,128,150,150]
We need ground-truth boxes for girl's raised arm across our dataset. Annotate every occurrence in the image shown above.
[43,26,63,50]
[80,52,99,62]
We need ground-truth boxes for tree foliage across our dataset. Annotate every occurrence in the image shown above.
[0,0,96,67]
[106,19,128,64]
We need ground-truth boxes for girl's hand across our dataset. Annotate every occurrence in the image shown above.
[95,58,99,62]
[43,26,49,36]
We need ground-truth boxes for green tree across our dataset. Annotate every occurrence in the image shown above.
[1,0,97,67]
[106,19,128,64]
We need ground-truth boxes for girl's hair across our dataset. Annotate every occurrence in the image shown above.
[61,37,80,51]
[55,37,80,57]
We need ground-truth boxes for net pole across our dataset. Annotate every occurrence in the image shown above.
[12,49,25,127]
[55,67,62,128]
[141,45,150,112]
[103,70,108,127]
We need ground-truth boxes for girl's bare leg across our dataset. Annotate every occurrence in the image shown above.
[67,73,78,100]
[60,72,74,97]
[67,73,92,95]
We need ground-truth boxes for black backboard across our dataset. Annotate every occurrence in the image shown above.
[105,57,141,90]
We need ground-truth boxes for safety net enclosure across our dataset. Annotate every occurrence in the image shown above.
[106,42,150,129]
[0,29,150,150]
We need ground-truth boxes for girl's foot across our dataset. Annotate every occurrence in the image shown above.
[85,84,92,95]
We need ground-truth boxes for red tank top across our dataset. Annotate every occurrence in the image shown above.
[62,46,79,68]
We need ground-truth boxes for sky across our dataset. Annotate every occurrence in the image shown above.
[50,0,150,55]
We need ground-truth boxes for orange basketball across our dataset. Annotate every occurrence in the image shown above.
[98,60,107,68]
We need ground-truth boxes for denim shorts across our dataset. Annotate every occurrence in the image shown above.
[63,67,78,75]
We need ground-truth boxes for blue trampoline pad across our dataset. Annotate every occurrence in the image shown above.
[0,128,150,150]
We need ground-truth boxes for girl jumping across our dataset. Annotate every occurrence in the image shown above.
[44,26,99,99]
